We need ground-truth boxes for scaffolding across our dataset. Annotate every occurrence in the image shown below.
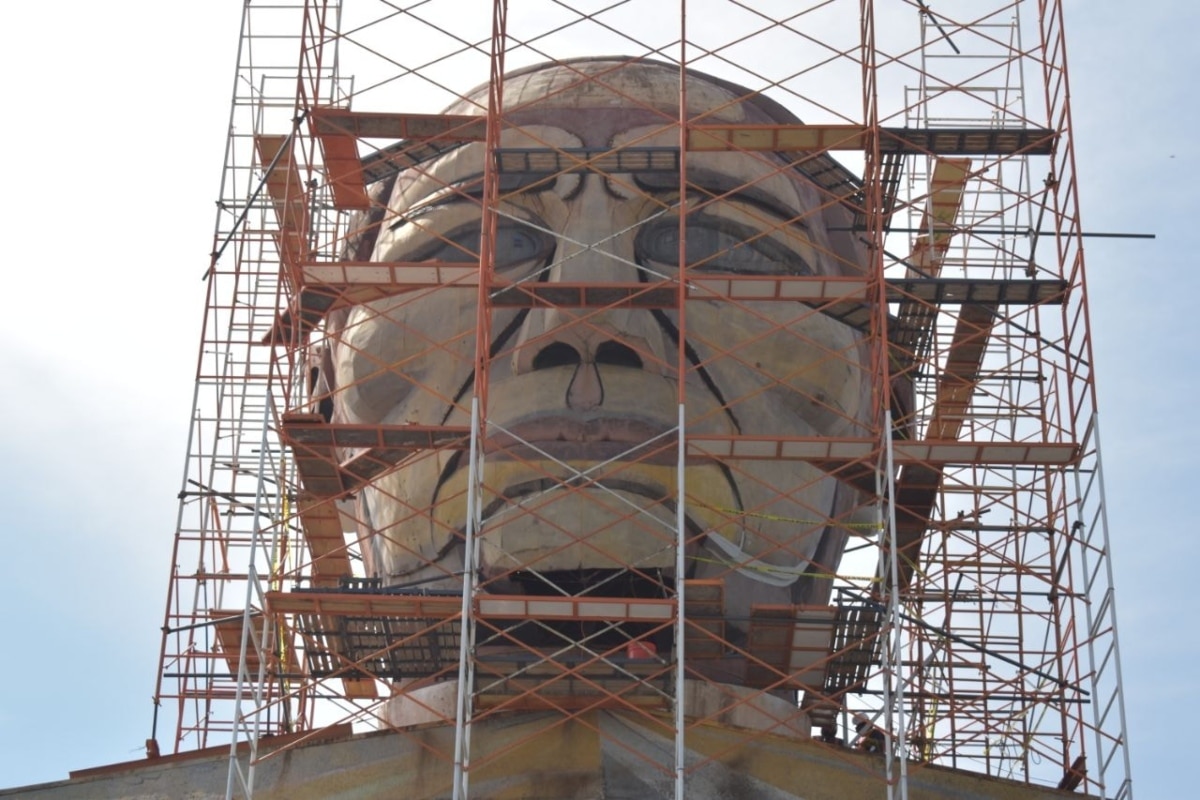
[151,2,1132,799]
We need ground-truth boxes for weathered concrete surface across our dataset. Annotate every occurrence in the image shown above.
[388,679,811,740]
[3,712,1092,800]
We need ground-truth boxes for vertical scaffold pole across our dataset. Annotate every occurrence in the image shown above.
[884,409,909,800]
[452,396,482,800]
[675,4,689,798]
[675,404,687,800]
[226,392,275,800]
[1078,415,1134,799]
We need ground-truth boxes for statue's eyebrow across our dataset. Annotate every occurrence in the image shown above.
[629,167,813,227]
[387,171,556,231]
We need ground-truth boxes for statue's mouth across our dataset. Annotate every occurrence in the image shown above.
[468,467,706,655]
[482,475,679,515]
[426,411,730,582]
[392,411,744,655]
[473,474,706,578]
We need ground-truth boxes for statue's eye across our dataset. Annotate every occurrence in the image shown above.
[423,228,480,263]
[636,218,811,276]
[421,224,550,268]
[494,227,547,266]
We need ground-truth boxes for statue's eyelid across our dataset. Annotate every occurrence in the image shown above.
[689,204,818,269]
[635,215,813,275]
[387,195,478,232]
[388,219,482,262]
[385,179,550,233]
[391,218,554,267]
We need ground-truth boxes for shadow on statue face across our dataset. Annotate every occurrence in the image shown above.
[326,59,875,637]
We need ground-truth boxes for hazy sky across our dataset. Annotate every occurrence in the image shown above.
[0,1,1193,796]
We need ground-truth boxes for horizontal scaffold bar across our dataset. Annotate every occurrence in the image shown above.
[300,114,1053,210]
[311,108,488,141]
[265,591,675,622]
[293,269,1064,305]
[282,417,1077,466]
[687,125,1057,156]
[687,437,1077,465]
[266,272,1066,342]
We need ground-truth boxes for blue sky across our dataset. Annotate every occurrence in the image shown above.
[0,1,1193,796]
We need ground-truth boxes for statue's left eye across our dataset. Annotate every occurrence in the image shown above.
[635,217,811,276]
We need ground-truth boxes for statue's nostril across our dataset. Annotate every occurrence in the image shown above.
[532,341,582,370]
[595,340,642,369]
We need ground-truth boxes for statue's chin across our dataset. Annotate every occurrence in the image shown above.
[477,486,684,578]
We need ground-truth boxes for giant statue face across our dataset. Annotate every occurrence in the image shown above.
[325,59,875,640]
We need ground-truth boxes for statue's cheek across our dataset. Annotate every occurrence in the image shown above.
[685,305,867,436]
[334,295,477,424]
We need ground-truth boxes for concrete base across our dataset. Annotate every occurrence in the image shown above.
[387,679,810,741]
[5,711,1091,800]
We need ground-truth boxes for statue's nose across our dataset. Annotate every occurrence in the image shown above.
[523,338,645,410]
[509,253,670,384]
[508,176,671,385]
[512,302,662,372]
[531,340,644,372]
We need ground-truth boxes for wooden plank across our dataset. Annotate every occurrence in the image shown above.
[909,157,972,272]
[684,579,726,659]
[311,108,487,141]
[211,610,259,674]
[281,415,472,497]
[745,605,795,688]
[316,128,370,210]
[686,435,1077,466]
[254,135,310,274]
[688,124,869,153]
[266,591,462,619]
[309,109,486,209]
[296,492,352,587]
[268,268,1061,343]
[687,126,1056,156]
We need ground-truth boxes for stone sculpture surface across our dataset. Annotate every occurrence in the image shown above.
[320,58,876,648]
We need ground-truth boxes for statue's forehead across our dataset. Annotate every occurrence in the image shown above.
[446,62,760,127]
[501,63,751,122]
[381,62,828,226]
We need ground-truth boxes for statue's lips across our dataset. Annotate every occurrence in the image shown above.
[436,414,733,561]
[483,415,683,467]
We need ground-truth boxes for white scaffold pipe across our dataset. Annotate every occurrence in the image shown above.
[452,396,482,800]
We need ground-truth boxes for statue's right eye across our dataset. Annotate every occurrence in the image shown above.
[493,226,549,267]
[422,227,480,262]
[418,223,550,268]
